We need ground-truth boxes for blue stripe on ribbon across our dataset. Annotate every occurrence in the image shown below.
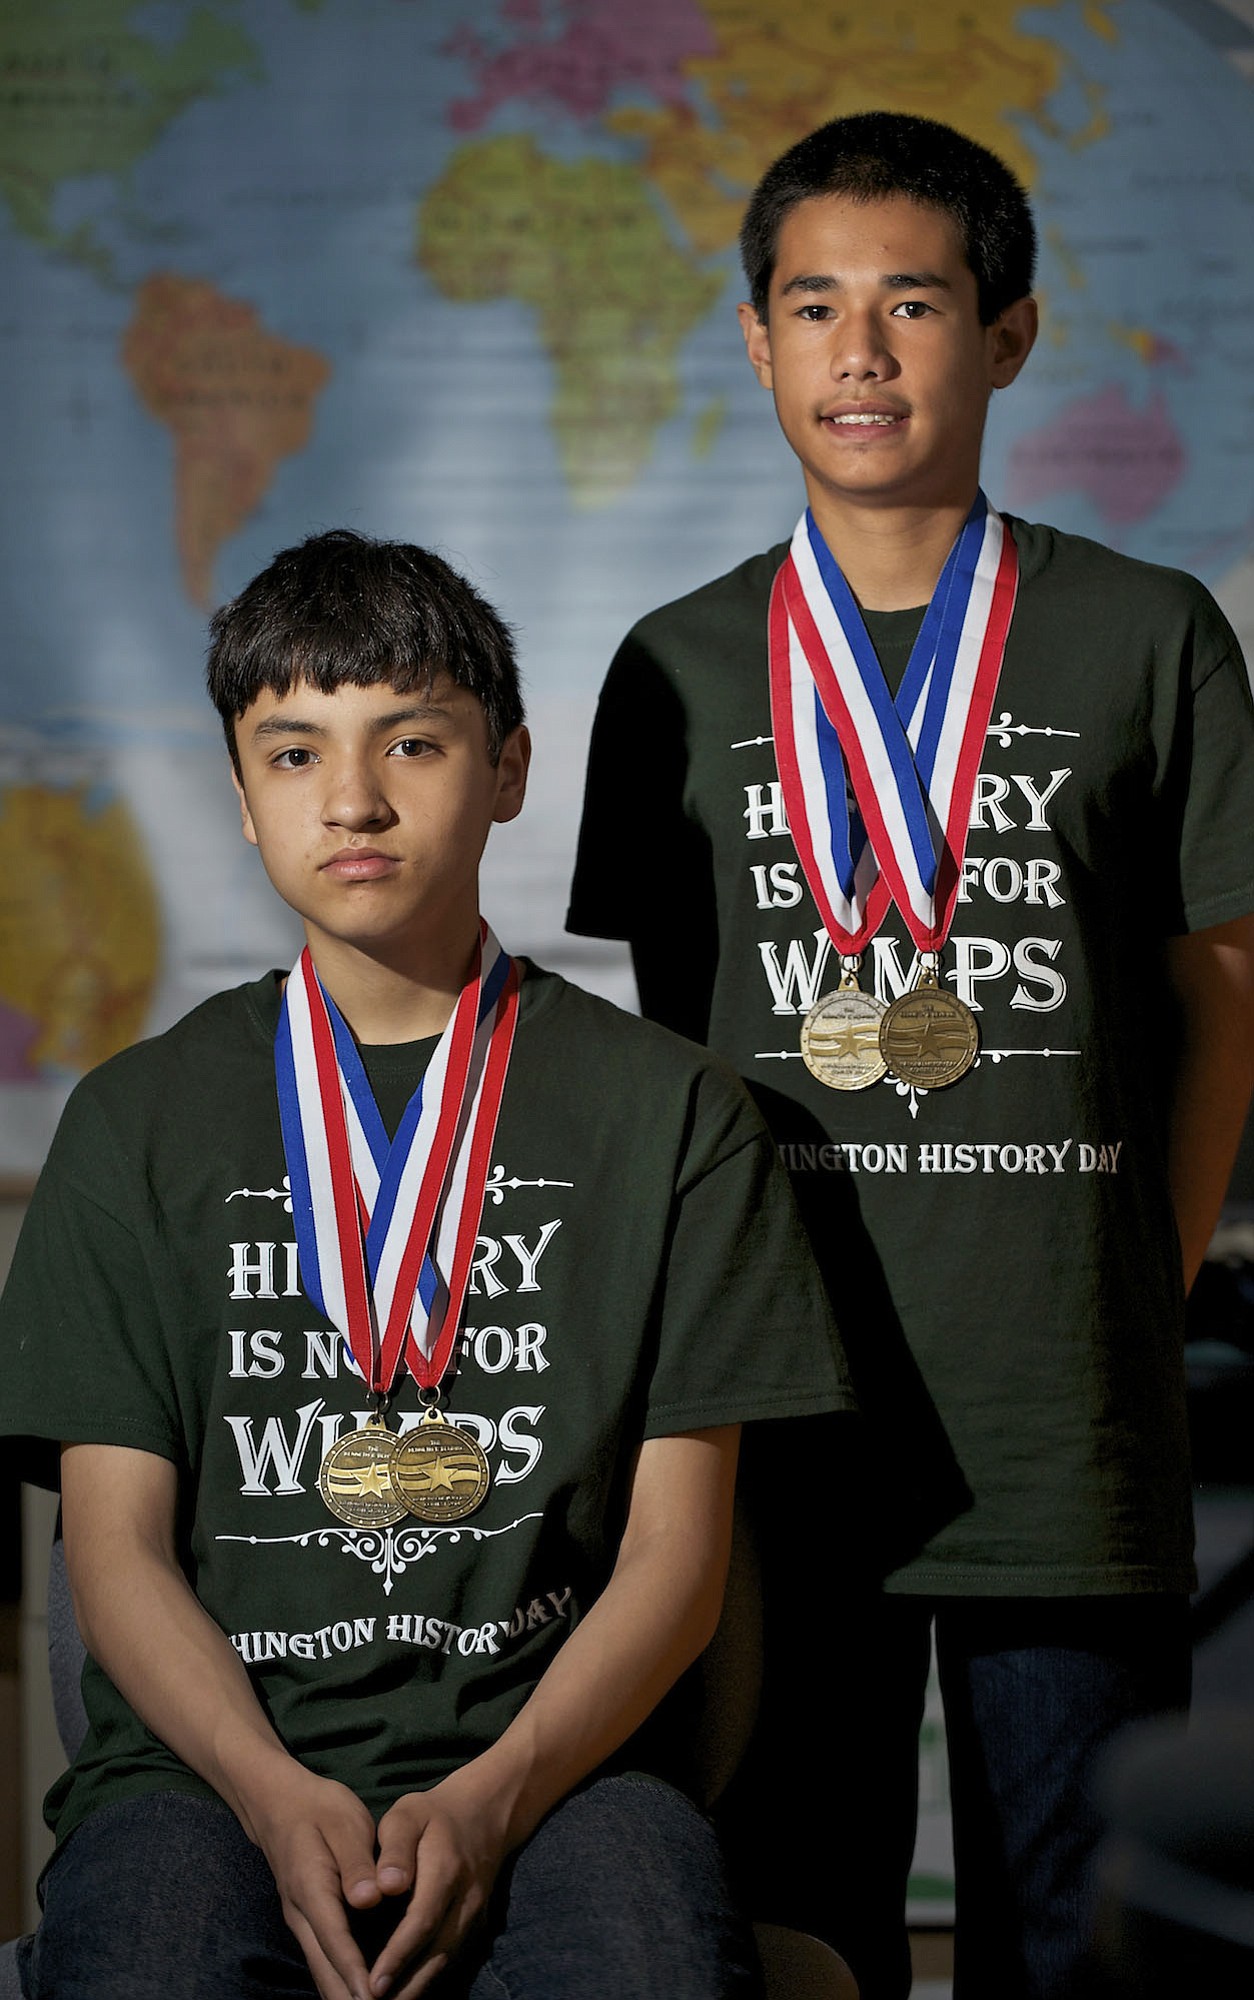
[325,990,390,1172]
[814,685,860,901]
[907,493,986,782]
[480,945,510,1016]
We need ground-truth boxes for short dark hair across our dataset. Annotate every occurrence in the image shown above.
[206,530,524,769]
[740,111,1036,325]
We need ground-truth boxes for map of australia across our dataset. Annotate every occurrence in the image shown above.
[1008,384,1186,529]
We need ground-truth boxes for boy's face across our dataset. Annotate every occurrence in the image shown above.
[738,194,1036,521]
[231,675,528,965]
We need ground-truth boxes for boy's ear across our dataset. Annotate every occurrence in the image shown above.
[989,295,1038,391]
[737,301,774,389]
[230,762,259,848]
[492,724,531,826]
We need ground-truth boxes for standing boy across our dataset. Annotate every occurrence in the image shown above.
[0,530,853,2000]
[569,112,1254,1998]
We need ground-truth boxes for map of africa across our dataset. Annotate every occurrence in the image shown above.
[2,0,1253,1188]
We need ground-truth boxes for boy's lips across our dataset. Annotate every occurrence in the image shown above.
[320,848,398,880]
[820,400,909,430]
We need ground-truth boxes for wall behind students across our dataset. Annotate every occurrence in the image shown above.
[2,0,1253,1187]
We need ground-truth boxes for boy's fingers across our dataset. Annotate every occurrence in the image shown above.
[287,1832,376,2000]
[373,1797,425,1895]
[366,1875,454,1992]
[379,1897,485,2000]
[328,1812,386,1907]
[290,1902,371,2000]
[369,1874,487,1999]
[375,1945,450,2000]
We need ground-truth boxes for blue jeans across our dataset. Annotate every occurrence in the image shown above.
[20,1773,762,1999]
[718,1592,1190,2000]
[936,1597,1190,2000]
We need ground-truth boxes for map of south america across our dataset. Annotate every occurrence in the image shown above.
[122,275,331,607]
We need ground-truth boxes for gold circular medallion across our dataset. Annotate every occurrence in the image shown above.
[390,1410,491,1524]
[878,983,980,1090]
[318,1423,407,1528]
[800,987,888,1091]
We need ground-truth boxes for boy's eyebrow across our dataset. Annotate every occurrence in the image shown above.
[247,699,456,741]
[779,270,953,296]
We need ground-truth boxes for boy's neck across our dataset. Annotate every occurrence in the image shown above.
[304,924,482,1045]
[807,493,979,612]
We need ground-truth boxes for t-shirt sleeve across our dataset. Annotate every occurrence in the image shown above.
[1173,617,1254,932]
[0,1079,183,1485]
[567,629,720,1040]
[641,1065,855,1437]
[567,629,715,942]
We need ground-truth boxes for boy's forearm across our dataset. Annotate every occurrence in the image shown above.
[435,1426,739,1851]
[62,1443,389,1999]
[60,1443,301,1834]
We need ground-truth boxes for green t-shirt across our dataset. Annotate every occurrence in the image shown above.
[569,518,1254,1597]
[0,963,852,1845]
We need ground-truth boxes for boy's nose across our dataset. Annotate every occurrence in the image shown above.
[832,310,895,380]
[323,760,391,829]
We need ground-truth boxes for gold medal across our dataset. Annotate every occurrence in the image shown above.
[878,965,980,1090]
[800,960,887,1091]
[390,1406,491,1524]
[318,1420,407,1528]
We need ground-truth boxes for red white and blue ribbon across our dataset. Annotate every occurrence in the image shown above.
[274,925,519,1396]
[769,493,1018,956]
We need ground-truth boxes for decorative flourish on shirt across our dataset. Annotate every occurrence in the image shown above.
[483,1164,574,1207]
[225,1178,293,1209]
[216,1514,543,1596]
[979,1047,1082,1062]
[755,1045,1078,1065]
[986,710,1080,748]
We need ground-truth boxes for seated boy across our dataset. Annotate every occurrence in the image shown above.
[0,530,853,2000]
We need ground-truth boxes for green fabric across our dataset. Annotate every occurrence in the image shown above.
[569,518,1254,1597]
[0,963,852,1846]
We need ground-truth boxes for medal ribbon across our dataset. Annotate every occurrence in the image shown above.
[275,925,519,1396]
[768,493,1018,956]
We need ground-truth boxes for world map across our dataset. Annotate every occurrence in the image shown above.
[2,0,1253,1189]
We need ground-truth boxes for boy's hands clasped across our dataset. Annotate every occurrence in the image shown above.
[245,1762,510,2000]
[367,1776,512,1997]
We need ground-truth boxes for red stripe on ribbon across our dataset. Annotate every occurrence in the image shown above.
[404,958,520,1387]
[931,530,1019,943]
[779,559,897,947]
[377,954,484,1390]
